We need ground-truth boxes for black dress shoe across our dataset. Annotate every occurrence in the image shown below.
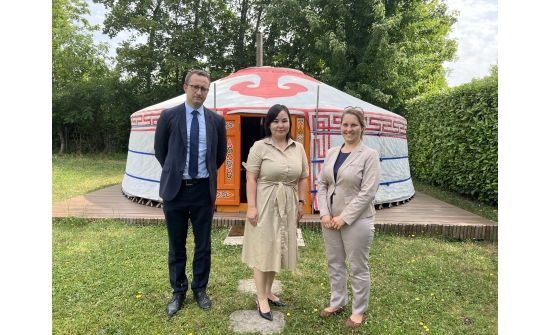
[268,298,286,307]
[166,294,185,317]
[256,298,273,321]
[194,291,212,311]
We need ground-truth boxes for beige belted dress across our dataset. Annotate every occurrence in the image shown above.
[241,137,309,272]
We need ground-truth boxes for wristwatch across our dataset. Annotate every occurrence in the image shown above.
[298,200,305,204]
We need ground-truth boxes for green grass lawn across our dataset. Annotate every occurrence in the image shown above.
[52,153,127,204]
[53,219,497,335]
[52,153,498,334]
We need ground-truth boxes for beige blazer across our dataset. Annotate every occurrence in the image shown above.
[317,142,381,224]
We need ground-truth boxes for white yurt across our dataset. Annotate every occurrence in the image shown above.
[122,67,415,213]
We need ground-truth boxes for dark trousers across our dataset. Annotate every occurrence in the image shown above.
[162,179,214,295]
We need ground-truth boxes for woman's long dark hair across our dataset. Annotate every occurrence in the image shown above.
[264,104,293,140]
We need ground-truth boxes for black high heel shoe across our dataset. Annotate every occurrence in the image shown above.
[268,298,286,307]
[256,298,273,321]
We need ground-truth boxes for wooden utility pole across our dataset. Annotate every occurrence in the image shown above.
[256,32,263,67]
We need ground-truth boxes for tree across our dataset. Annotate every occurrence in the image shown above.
[52,0,110,153]
[489,61,497,77]
[261,0,458,114]
[96,0,240,95]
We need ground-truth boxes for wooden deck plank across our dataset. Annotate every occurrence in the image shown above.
[52,184,497,239]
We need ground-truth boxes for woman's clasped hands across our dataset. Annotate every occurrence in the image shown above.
[321,215,345,230]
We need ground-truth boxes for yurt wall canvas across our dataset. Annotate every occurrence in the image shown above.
[121,67,415,212]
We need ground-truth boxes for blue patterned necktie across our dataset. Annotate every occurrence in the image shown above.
[189,110,199,178]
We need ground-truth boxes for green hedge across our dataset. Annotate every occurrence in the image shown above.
[405,75,498,205]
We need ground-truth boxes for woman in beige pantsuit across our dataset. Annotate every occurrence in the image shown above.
[242,104,309,321]
[317,107,381,329]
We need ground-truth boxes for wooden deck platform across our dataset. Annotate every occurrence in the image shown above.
[52,184,497,240]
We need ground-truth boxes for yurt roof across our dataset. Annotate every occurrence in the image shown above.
[133,67,404,120]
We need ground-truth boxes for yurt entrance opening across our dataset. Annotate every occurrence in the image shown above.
[239,116,265,204]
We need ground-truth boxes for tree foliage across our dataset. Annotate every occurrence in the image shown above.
[262,0,458,114]
[95,0,458,114]
[55,0,459,153]
[95,0,241,92]
[53,0,110,87]
[53,0,112,153]
[406,67,498,205]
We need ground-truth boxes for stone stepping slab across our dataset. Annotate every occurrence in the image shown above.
[230,279,286,334]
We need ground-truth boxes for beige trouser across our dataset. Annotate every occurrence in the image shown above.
[322,216,375,315]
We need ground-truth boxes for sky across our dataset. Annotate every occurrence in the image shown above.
[85,0,498,87]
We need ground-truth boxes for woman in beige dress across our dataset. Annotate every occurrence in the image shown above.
[317,107,381,329]
[241,104,309,321]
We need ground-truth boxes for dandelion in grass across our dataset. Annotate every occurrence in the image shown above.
[441,298,445,302]
[423,325,428,329]
[287,313,290,316]
[411,234,415,237]
[490,273,493,276]
[136,294,142,299]
[415,298,420,301]
[430,293,434,296]
[314,308,318,312]
[419,322,424,325]
[65,262,69,264]
[412,259,416,263]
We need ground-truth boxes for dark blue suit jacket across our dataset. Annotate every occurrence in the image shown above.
[154,102,227,203]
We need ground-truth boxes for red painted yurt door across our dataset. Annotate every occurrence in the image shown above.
[216,115,241,205]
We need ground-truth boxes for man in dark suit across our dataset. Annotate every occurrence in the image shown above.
[154,69,227,316]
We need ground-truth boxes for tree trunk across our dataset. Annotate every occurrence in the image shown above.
[175,66,180,94]
[255,1,265,34]
[57,124,65,154]
[238,0,249,57]
[103,141,114,154]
